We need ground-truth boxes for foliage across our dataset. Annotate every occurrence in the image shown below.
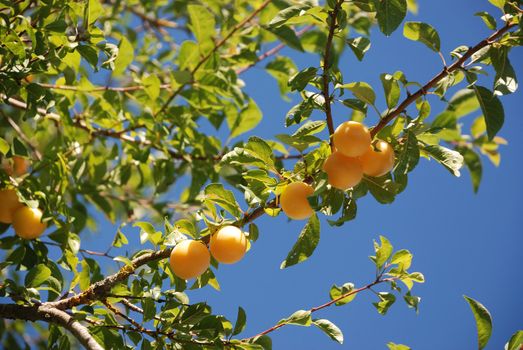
[0,0,521,349]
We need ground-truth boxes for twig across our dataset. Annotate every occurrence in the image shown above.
[370,21,517,138]
[41,241,115,259]
[156,0,272,117]
[235,25,314,75]
[244,277,396,341]
[0,110,42,160]
[321,1,344,148]
[37,82,171,92]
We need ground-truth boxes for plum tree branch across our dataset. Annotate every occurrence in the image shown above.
[156,0,272,117]
[243,277,397,341]
[322,1,344,148]
[0,303,103,350]
[370,20,517,138]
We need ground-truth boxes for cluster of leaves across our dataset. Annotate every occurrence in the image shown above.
[0,0,521,349]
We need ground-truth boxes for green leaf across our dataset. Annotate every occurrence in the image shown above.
[281,214,320,269]
[375,235,393,268]
[380,73,401,108]
[313,319,344,344]
[459,147,482,193]
[338,82,376,105]
[341,99,367,113]
[0,137,9,154]
[394,131,419,175]
[346,37,371,61]
[364,175,398,204]
[87,0,104,25]
[187,5,215,50]
[329,283,357,306]
[25,263,51,288]
[391,249,412,271]
[232,307,247,336]
[473,86,505,140]
[373,292,396,315]
[506,330,523,350]
[292,121,326,138]
[204,183,242,218]
[266,57,298,99]
[133,222,157,244]
[475,12,497,30]
[463,295,493,350]
[488,0,506,9]
[113,37,134,75]
[113,256,133,266]
[447,89,480,118]
[289,67,318,92]
[490,46,518,96]
[268,5,311,28]
[143,74,160,101]
[245,137,275,168]
[422,145,464,177]
[403,21,441,52]
[77,45,98,69]
[279,310,312,326]
[228,98,263,140]
[376,0,408,36]
[387,343,411,350]
[266,25,304,52]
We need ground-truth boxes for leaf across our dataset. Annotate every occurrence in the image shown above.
[87,0,104,25]
[0,137,9,154]
[373,292,396,315]
[506,330,523,350]
[463,295,493,350]
[25,263,51,287]
[459,147,483,193]
[187,5,215,50]
[488,0,506,9]
[313,319,344,344]
[268,5,311,28]
[329,283,357,306]
[113,256,133,266]
[133,222,157,244]
[422,145,464,177]
[376,0,408,36]
[387,343,411,350]
[143,74,160,101]
[292,120,326,138]
[403,21,441,52]
[245,137,275,168]
[77,45,98,69]
[391,249,412,271]
[475,12,497,30]
[380,73,401,108]
[266,56,298,99]
[113,37,134,75]
[279,310,312,326]
[490,46,518,96]
[266,25,304,52]
[394,131,419,175]
[341,99,367,113]
[280,214,320,269]
[229,98,263,140]
[204,183,242,218]
[364,175,398,204]
[447,89,480,118]
[232,307,247,336]
[289,67,318,92]
[473,86,505,140]
[346,37,371,61]
[375,235,393,268]
[338,82,376,105]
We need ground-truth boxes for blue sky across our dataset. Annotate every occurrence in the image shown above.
[6,0,520,348]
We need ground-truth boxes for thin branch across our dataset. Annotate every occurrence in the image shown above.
[0,303,103,350]
[235,25,314,75]
[321,1,344,148]
[243,277,396,341]
[370,21,517,138]
[37,82,171,92]
[0,110,42,160]
[41,241,115,259]
[156,0,272,117]
[119,298,166,322]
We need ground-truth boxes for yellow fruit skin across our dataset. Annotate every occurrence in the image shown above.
[0,189,24,224]
[210,225,248,264]
[359,140,395,177]
[12,207,46,239]
[170,240,210,280]
[323,152,363,191]
[333,121,371,157]
[280,182,314,220]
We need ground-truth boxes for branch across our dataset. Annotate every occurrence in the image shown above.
[370,21,517,138]
[156,0,272,117]
[46,249,171,310]
[41,241,115,259]
[321,1,344,147]
[0,303,103,350]
[243,277,396,341]
[37,82,171,92]
[0,110,42,160]
[235,25,314,75]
